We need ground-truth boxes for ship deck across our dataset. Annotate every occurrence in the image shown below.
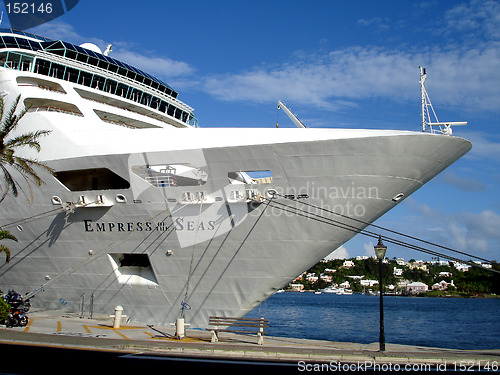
[0,309,498,371]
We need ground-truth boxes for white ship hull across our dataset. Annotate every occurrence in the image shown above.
[0,32,471,328]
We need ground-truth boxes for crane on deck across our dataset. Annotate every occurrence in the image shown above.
[277,100,307,128]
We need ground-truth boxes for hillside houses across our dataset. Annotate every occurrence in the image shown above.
[288,255,497,296]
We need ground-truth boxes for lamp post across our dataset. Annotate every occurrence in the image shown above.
[374,236,387,352]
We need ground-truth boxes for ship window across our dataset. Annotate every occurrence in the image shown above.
[105,79,117,94]
[5,52,22,70]
[18,54,32,71]
[91,75,106,90]
[76,52,88,63]
[64,67,79,83]
[158,101,167,113]
[65,49,77,60]
[228,170,272,184]
[97,59,108,69]
[174,108,182,119]
[78,71,92,86]
[27,40,42,51]
[132,164,208,187]
[141,93,151,106]
[34,58,51,75]
[54,168,130,191]
[117,67,127,76]
[50,49,65,57]
[15,37,30,50]
[135,75,144,84]
[88,56,98,66]
[117,83,129,98]
[50,63,65,79]
[126,70,136,80]
[3,36,18,48]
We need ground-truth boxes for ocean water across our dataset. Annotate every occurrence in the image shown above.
[245,292,500,350]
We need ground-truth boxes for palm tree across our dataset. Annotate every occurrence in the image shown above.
[0,94,54,202]
[0,230,17,263]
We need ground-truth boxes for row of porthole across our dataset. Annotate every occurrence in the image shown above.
[51,194,128,205]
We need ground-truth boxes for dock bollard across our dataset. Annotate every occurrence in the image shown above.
[175,318,185,339]
[113,305,123,328]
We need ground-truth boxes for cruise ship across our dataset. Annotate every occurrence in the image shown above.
[0,29,471,328]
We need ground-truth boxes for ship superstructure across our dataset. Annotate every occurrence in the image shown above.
[0,29,471,327]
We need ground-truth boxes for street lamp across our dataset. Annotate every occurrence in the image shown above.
[374,236,387,352]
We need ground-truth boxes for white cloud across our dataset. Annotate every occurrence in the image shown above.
[198,1,500,113]
[363,241,375,257]
[200,42,500,112]
[444,0,500,41]
[27,3,500,113]
[201,47,417,110]
[111,50,193,79]
[461,132,500,162]
[356,17,390,30]
[404,198,500,259]
[29,21,194,81]
[325,245,349,260]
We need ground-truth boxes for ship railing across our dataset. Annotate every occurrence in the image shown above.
[35,50,195,113]
[17,83,66,94]
[27,105,84,117]
[80,93,178,129]
[144,175,176,187]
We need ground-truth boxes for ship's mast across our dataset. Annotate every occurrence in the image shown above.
[419,66,467,135]
[420,66,428,132]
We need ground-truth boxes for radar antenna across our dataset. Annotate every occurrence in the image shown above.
[419,66,467,135]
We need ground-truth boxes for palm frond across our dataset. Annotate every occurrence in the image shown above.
[0,163,18,201]
[4,129,51,152]
[0,245,11,263]
[0,95,22,136]
[0,230,18,242]
[0,94,53,203]
[0,95,4,125]
[0,231,17,264]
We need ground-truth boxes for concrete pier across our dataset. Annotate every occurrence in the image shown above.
[1,309,498,371]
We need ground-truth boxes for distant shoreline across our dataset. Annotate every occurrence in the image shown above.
[283,290,500,299]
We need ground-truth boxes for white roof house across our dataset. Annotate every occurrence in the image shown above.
[406,281,428,294]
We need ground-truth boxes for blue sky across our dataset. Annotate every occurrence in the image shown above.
[1,0,499,262]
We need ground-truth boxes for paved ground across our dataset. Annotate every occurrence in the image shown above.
[0,309,499,372]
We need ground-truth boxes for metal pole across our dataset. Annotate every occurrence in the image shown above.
[79,293,85,318]
[90,292,94,320]
[378,258,385,351]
